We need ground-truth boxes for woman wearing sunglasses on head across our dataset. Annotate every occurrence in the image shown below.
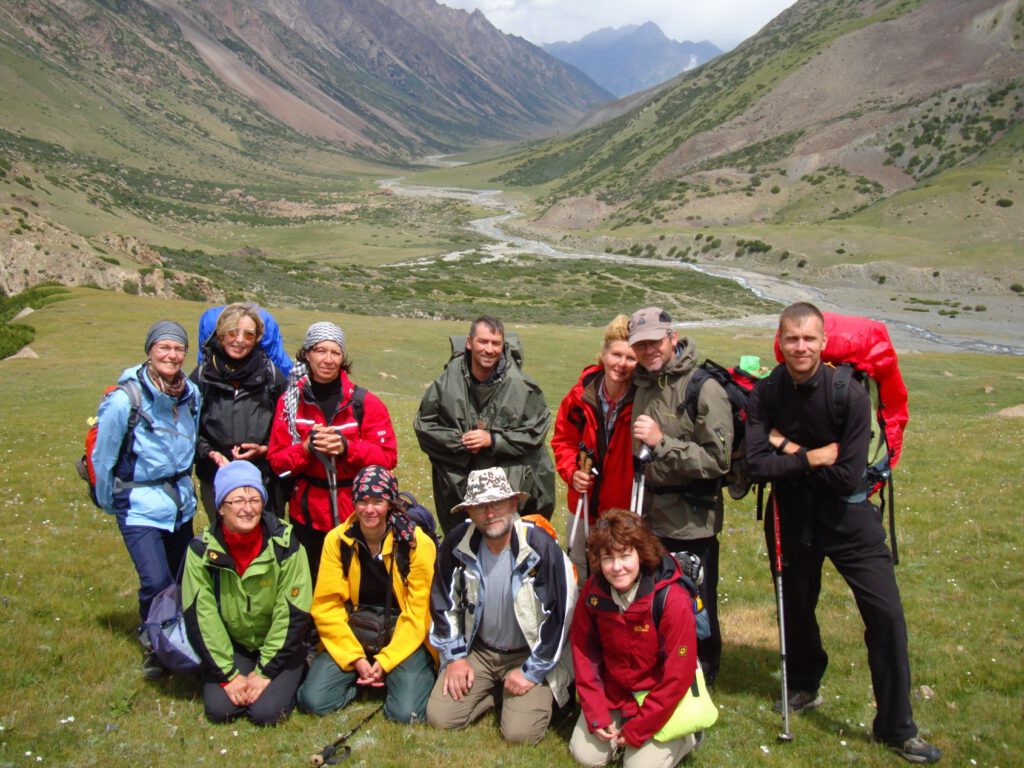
[190,303,288,520]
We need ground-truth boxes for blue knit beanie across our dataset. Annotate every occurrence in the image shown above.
[214,460,267,509]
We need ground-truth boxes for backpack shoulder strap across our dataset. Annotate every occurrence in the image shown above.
[827,363,856,431]
[340,539,354,579]
[651,574,698,628]
[351,385,367,426]
[395,539,412,585]
[119,379,152,432]
[680,366,711,423]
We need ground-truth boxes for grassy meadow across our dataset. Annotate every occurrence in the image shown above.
[0,290,1021,767]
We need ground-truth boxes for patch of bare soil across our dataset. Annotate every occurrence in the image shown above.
[997,405,1024,417]
[534,196,620,230]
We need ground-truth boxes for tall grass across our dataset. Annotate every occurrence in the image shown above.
[0,290,1021,767]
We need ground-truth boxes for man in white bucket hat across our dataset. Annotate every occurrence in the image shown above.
[427,467,577,744]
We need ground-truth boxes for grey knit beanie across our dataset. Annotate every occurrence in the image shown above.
[144,320,189,354]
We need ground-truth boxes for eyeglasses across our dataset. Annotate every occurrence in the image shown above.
[226,329,257,341]
[467,500,513,514]
[222,496,263,510]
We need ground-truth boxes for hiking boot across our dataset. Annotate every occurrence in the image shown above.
[772,689,823,714]
[885,736,942,764]
[142,650,168,680]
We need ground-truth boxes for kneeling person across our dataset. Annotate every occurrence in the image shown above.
[298,466,437,723]
[427,467,578,744]
[183,461,312,725]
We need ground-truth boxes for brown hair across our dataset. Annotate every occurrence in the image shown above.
[469,315,504,339]
[586,508,664,575]
[778,301,824,333]
[215,303,265,343]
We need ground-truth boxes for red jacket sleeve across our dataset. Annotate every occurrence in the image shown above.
[570,588,614,733]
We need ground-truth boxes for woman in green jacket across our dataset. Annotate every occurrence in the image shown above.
[298,465,437,723]
[183,461,312,725]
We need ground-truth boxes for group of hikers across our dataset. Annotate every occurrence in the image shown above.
[89,300,941,765]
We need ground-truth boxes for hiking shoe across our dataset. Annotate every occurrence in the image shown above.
[772,689,823,714]
[142,650,168,680]
[886,736,942,764]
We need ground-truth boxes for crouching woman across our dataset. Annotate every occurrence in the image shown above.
[569,508,699,768]
[183,461,312,725]
[298,466,437,723]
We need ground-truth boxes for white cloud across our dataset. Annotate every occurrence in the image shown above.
[439,0,798,49]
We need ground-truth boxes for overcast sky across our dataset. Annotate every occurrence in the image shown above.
[441,0,799,50]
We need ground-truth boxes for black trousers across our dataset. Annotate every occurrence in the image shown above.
[203,648,305,726]
[659,534,721,685]
[765,507,918,744]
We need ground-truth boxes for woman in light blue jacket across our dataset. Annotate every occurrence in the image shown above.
[92,320,201,679]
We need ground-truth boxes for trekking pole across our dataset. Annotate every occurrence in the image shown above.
[568,448,595,551]
[630,445,652,515]
[310,703,384,765]
[310,426,341,528]
[771,490,794,742]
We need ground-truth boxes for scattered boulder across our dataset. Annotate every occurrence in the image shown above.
[997,404,1024,418]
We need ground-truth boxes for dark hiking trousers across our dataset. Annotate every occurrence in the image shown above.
[765,513,918,744]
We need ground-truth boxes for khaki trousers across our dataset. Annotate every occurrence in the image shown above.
[426,645,553,744]
[569,711,694,768]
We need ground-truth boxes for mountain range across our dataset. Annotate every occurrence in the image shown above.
[543,22,722,98]
[1,0,610,162]
[1,0,1021,305]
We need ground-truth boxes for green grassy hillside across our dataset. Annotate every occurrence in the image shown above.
[0,291,1020,766]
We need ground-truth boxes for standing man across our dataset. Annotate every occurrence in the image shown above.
[426,467,577,745]
[628,307,732,687]
[746,302,940,764]
[414,316,555,534]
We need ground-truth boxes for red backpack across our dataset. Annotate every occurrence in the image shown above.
[76,380,151,508]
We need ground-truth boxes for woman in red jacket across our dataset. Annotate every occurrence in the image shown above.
[551,315,637,580]
[569,508,698,768]
[267,322,397,583]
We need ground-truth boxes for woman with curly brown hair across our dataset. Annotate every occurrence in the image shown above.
[569,508,699,768]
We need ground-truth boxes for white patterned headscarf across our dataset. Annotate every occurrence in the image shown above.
[283,322,346,442]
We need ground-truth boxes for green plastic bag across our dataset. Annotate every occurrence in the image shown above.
[634,665,718,742]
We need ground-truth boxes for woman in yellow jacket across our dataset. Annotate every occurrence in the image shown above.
[297,465,437,722]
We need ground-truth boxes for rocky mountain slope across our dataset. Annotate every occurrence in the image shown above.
[499,0,1024,269]
[543,22,722,98]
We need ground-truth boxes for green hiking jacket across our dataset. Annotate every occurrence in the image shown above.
[182,511,312,682]
[414,345,555,530]
[632,337,733,539]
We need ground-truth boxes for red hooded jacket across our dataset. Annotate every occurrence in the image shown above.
[551,365,635,522]
[571,555,698,747]
[267,370,397,532]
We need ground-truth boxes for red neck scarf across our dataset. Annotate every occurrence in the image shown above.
[222,526,263,575]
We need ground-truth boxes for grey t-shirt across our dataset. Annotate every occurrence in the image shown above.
[477,543,528,651]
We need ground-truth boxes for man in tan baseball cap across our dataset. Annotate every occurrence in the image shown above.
[627,306,733,687]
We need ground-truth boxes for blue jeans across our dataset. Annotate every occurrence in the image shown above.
[117,519,194,628]
[298,645,435,723]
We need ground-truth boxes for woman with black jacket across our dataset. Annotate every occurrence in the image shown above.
[190,303,287,519]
